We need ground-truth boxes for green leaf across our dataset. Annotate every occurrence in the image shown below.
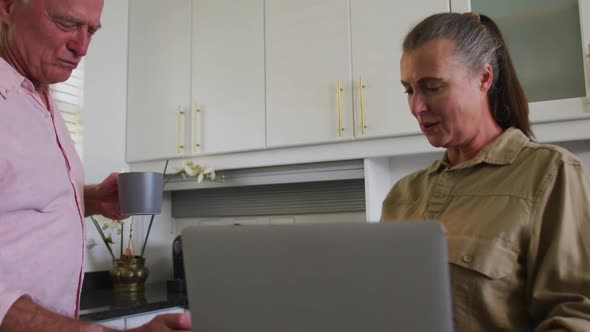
[105,235,114,245]
[102,223,109,230]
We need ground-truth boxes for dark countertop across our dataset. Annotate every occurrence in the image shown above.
[79,282,188,322]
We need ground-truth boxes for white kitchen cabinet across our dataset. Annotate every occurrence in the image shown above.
[126,0,192,162]
[124,307,185,329]
[265,0,450,148]
[350,0,449,139]
[265,0,355,147]
[95,307,185,330]
[97,317,126,329]
[452,0,590,124]
[191,0,266,155]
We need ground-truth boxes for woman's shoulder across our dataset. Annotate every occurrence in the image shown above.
[520,141,583,167]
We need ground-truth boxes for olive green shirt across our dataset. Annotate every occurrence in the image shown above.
[381,128,590,332]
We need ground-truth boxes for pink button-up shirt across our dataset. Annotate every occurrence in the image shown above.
[0,57,85,323]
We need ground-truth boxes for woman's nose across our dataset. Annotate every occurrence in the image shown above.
[409,93,428,117]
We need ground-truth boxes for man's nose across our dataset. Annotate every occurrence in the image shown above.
[67,30,91,58]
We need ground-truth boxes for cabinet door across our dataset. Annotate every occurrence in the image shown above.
[350,0,449,139]
[459,0,590,123]
[265,0,354,148]
[192,0,266,155]
[126,0,191,162]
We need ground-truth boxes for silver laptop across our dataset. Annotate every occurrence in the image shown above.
[182,222,453,332]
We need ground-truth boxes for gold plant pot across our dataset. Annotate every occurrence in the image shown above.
[111,256,149,292]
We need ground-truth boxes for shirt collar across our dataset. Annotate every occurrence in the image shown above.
[427,127,530,175]
[0,56,37,98]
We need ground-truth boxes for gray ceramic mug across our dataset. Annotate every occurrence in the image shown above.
[118,172,164,215]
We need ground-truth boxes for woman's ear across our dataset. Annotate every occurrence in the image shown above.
[479,63,494,93]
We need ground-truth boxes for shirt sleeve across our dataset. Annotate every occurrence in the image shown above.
[528,157,590,332]
[0,283,29,326]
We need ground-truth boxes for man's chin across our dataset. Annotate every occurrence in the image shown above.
[49,70,74,84]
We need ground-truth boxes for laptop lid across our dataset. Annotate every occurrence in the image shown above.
[182,221,453,332]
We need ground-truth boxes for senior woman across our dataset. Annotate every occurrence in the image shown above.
[381,12,590,332]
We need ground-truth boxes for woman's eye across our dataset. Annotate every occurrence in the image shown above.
[425,86,442,93]
[404,90,413,95]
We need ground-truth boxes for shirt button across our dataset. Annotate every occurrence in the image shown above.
[462,255,473,263]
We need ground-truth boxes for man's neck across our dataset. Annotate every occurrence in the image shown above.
[0,48,50,109]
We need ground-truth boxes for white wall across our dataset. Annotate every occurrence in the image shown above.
[82,0,176,282]
[83,0,130,272]
[83,0,129,184]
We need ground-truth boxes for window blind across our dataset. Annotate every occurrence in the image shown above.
[50,59,85,158]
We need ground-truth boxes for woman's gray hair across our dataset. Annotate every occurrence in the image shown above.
[402,12,533,139]
[403,13,501,85]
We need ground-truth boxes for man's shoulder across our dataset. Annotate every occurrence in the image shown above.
[0,58,25,95]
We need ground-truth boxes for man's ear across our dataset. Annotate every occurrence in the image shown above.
[479,63,494,93]
[0,0,16,25]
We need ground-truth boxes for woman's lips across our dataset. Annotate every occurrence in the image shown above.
[420,122,440,132]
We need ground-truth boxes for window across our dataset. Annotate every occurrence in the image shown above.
[50,59,85,158]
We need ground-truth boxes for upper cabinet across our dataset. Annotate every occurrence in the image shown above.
[126,0,191,162]
[127,0,265,162]
[265,0,354,147]
[191,0,266,155]
[265,0,450,148]
[454,0,590,123]
[350,0,449,139]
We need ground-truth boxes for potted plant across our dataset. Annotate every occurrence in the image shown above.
[89,160,220,292]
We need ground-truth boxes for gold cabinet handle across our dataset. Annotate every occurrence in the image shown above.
[177,105,184,153]
[359,77,366,135]
[193,103,200,152]
[337,80,343,137]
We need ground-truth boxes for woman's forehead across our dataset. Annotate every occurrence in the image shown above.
[400,39,462,82]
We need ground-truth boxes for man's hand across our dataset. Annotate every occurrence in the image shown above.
[0,296,107,332]
[84,173,125,220]
[129,313,192,332]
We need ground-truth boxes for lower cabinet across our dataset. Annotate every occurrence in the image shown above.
[97,307,185,330]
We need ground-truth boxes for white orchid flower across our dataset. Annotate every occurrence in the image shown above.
[184,163,199,177]
[203,167,216,180]
[93,215,128,229]
[167,160,219,183]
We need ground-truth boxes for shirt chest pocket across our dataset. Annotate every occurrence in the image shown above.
[447,236,520,280]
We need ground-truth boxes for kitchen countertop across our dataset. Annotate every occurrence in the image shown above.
[79,282,188,322]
